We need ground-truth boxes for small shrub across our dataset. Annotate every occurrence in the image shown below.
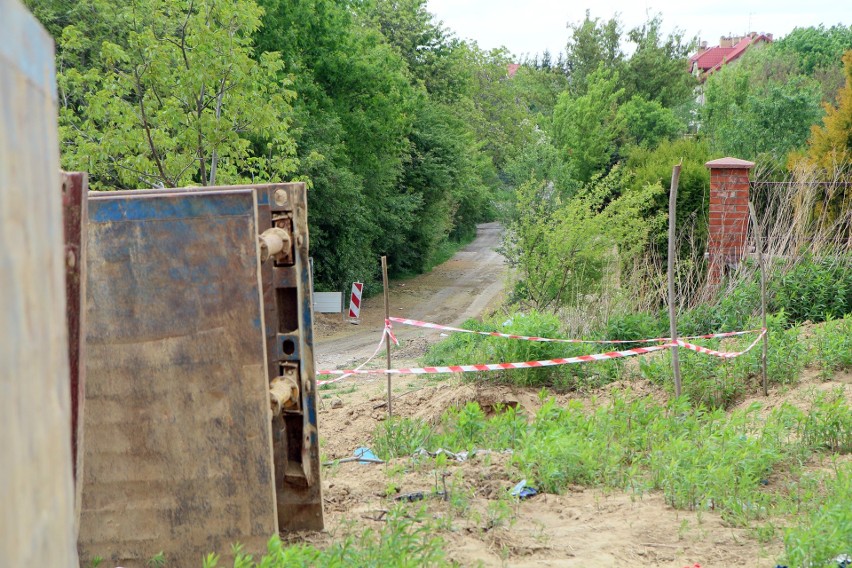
[438,403,488,451]
[678,276,761,336]
[642,314,806,408]
[810,314,852,372]
[605,311,667,345]
[373,417,434,460]
[782,468,852,568]
[228,509,449,567]
[801,388,852,454]
[770,254,852,324]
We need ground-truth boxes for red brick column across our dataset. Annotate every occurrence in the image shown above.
[705,157,755,283]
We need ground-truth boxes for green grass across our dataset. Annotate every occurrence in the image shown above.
[638,313,808,408]
[371,388,850,563]
[810,314,852,374]
[424,312,623,390]
[781,465,852,568]
[203,508,449,567]
[426,311,852,409]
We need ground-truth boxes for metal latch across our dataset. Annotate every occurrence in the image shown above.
[258,227,292,262]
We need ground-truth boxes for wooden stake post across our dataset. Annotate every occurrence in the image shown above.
[381,256,392,417]
[668,163,683,397]
[748,202,769,396]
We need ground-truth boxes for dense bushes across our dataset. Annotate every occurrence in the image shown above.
[770,255,852,322]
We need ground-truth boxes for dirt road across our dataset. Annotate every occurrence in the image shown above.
[314,222,508,371]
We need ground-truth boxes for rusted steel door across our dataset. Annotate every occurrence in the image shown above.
[79,183,323,567]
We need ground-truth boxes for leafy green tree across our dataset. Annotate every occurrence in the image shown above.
[501,178,607,310]
[564,11,624,96]
[617,95,685,148]
[356,0,463,99]
[777,25,852,74]
[503,130,576,199]
[255,0,503,286]
[625,138,711,251]
[54,0,297,189]
[793,51,852,230]
[702,46,823,163]
[775,25,852,103]
[256,0,422,284]
[505,62,568,125]
[553,65,624,182]
[623,15,696,109]
[586,165,667,262]
[803,50,852,172]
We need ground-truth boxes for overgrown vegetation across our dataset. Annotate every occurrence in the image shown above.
[368,381,850,567]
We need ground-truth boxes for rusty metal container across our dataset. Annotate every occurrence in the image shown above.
[78,184,322,567]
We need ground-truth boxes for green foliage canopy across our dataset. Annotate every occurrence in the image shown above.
[54,0,298,189]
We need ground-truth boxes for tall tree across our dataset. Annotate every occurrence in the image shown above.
[775,25,852,104]
[553,65,625,182]
[623,15,696,109]
[53,0,297,189]
[702,46,823,163]
[564,11,624,96]
[802,50,852,175]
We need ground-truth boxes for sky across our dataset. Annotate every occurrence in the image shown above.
[426,0,851,60]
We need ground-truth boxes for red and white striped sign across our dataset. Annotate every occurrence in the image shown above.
[348,282,364,320]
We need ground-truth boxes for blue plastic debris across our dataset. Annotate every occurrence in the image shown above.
[510,479,538,500]
[354,447,380,464]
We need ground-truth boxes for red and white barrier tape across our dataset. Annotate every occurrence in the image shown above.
[677,328,767,359]
[317,320,398,386]
[316,317,766,378]
[317,343,676,376]
[388,316,762,344]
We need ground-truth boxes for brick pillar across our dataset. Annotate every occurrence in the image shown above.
[705,157,755,283]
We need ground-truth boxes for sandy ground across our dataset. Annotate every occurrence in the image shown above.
[306,223,850,567]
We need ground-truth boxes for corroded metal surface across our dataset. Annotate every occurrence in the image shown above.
[96,184,326,531]
[80,189,278,567]
[256,183,324,531]
[61,171,87,499]
[0,1,78,566]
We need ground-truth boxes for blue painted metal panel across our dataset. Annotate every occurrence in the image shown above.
[80,189,278,567]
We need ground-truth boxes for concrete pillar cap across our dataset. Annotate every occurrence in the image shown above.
[705,157,755,169]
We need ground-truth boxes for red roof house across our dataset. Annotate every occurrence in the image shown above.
[689,33,773,81]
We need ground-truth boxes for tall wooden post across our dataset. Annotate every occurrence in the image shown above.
[748,202,769,396]
[381,256,392,417]
[668,163,683,398]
